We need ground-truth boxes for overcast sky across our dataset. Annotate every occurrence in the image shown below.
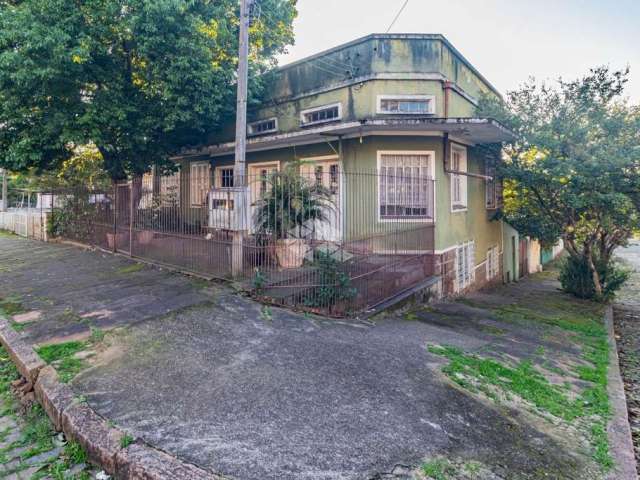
[276,0,640,103]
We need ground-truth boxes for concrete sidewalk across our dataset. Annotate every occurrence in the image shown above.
[0,233,620,479]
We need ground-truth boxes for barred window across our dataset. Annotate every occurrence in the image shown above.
[378,153,434,220]
[487,245,499,279]
[456,240,475,291]
[485,160,497,209]
[159,171,180,207]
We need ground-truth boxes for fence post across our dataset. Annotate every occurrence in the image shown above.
[112,183,117,253]
[129,182,133,256]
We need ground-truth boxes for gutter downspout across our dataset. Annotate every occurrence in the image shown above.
[442,133,495,181]
[442,80,452,118]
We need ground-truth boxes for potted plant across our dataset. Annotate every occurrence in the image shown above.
[254,165,334,268]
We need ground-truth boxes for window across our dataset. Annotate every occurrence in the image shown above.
[217,167,234,188]
[159,171,180,207]
[248,118,278,136]
[377,95,435,115]
[450,146,468,211]
[138,172,154,209]
[300,103,342,126]
[190,162,211,207]
[485,159,497,209]
[455,240,475,291]
[486,245,499,280]
[378,152,434,220]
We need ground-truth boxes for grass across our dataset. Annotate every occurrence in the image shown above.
[0,295,25,317]
[421,457,456,480]
[428,293,613,469]
[0,345,93,479]
[117,263,146,274]
[36,341,89,383]
[120,433,134,448]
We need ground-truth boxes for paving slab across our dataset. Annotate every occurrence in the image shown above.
[0,234,615,479]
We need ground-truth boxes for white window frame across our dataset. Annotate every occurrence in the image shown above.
[486,245,499,280]
[376,94,436,115]
[455,240,476,292]
[300,102,342,126]
[376,150,436,223]
[189,162,211,207]
[248,117,278,136]
[450,145,468,213]
[215,166,235,189]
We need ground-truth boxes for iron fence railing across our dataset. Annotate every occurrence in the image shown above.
[35,169,436,316]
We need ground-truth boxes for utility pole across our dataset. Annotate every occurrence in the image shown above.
[231,0,253,277]
[0,168,7,212]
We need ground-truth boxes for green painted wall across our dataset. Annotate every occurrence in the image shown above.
[206,134,502,266]
[502,222,519,283]
[208,35,497,144]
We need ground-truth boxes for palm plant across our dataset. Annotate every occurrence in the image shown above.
[254,164,335,240]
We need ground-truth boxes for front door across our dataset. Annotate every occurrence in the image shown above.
[248,162,280,233]
[300,157,342,242]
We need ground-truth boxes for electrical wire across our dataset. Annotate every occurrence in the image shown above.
[385,0,410,33]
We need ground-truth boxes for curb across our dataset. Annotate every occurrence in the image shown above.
[0,317,224,480]
[605,305,638,480]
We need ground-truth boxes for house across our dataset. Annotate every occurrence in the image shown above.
[141,34,516,315]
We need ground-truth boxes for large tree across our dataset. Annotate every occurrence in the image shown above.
[0,0,296,180]
[479,67,640,300]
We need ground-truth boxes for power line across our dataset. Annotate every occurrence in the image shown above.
[385,0,410,33]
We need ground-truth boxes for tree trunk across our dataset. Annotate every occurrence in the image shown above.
[585,247,603,298]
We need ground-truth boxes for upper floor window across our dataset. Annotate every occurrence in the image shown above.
[377,95,435,115]
[248,118,278,136]
[300,103,342,126]
[450,146,468,211]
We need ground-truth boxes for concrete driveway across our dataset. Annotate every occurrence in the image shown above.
[0,234,601,479]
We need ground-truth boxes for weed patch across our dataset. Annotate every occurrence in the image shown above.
[430,295,612,469]
[36,341,89,383]
[117,263,145,274]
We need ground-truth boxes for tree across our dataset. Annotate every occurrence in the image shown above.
[0,0,296,180]
[479,67,640,300]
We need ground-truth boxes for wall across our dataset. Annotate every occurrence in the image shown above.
[502,222,519,283]
[204,134,502,273]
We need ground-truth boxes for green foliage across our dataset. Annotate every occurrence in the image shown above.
[36,340,89,383]
[120,433,134,449]
[478,66,640,299]
[0,0,296,179]
[254,164,336,239]
[47,191,100,240]
[421,458,456,480]
[559,255,630,301]
[429,296,613,468]
[304,250,357,308]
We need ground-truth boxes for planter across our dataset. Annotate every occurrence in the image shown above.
[136,230,154,245]
[106,232,127,250]
[274,238,307,268]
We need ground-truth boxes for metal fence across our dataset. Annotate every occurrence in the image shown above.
[0,189,48,240]
[41,169,436,316]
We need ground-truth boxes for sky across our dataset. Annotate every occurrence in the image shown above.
[276,0,640,103]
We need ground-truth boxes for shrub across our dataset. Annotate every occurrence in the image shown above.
[304,250,356,308]
[559,255,629,302]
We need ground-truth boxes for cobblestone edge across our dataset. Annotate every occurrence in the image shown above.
[0,316,224,480]
[606,305,639,480]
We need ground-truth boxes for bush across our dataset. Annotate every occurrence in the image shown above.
[304,250,356,308]
[559,255,630,302]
